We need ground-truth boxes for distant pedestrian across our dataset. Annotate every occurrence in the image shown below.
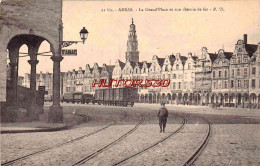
[157,102,168,133]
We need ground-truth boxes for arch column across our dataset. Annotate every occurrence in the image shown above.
[27,41,42,120]
[7,46,20,109]
[49,55,63,123]
[9,61,19,108]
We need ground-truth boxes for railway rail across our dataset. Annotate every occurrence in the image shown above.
[1,115,127,166]
[72,117,144,166]
[113,116,187,165]
[182,117,212,166]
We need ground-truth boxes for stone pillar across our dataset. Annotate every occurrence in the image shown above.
[9,62,18,108]
[8,48,19,109]
[27,59,39,120]
[49,55,63,123]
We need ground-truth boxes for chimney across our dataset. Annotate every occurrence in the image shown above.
[244,34,247,44]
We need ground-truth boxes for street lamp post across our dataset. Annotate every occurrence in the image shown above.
[61,27,89,48]
[49,27,89,123]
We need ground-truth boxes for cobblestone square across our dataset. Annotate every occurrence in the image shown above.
[1,104,260,166]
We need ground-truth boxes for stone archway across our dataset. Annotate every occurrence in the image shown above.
[149,93,152,103]
[140,94,145,103]
[183,93,188,105]
[177,93,182,105]
[157,93,161,104]
[249,93,257,108]
[172,93,176,104]
[162,93,166,103]
[6,34,63,122]
[145,93,149,103]
[237,93,242,106]
[218,93,224,105]
[205,93,210,105]
[229,93,236,107]
[189,93,193,105]
[153,93,157,103]
[1,1,63,123]
[224,93,229,106]
[167,93,171,104]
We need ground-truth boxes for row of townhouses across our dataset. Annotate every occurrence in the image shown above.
[18,19,260,108]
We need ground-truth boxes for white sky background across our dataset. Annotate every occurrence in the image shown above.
[17,0,260,76]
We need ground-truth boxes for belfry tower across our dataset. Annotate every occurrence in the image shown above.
[126,18,139,63]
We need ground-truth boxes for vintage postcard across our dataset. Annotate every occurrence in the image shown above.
[0,0,259,165]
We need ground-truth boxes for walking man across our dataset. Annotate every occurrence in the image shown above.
[157,102,168,133]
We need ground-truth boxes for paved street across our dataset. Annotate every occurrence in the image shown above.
[1,103,260,166]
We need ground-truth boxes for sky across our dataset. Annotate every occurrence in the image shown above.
[17,0,260,76]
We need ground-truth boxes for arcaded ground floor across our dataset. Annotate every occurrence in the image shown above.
[1,103,260,166]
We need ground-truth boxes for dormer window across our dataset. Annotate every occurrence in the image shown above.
[176,64,179,70]
[165,65,168,71]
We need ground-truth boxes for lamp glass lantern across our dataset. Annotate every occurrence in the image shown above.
[80,27,89,44]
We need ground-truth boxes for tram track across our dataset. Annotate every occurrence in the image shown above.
[113,116,187,166]
[72,117,144,166]
[182,117,212,166]
[1,115,127,166]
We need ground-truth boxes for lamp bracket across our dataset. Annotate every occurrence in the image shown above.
[61,41,82,48]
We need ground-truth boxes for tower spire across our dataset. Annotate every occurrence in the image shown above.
[126,18,139,63]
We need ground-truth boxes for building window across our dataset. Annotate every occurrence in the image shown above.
[252,67,256,75]
[219,82,222,89]
[168,74,170,79]
[165,65,168,71]
[237,57,241,63]
[162,74,165,79]
[188,63,191,69]
[224,81,228,88]
[244,80,247,88]
[178,82,181,89]
[252,79,256,88]
[183,82,186,89]
[237,68,240,76]
[219,71,221,78]
[213,71,215,78]
[244,68,247,76]
[237,80,241,88]
[232,69,234,76]
[173,82,176,89]
[225,70,228,78]
[173,74,176,79]
[244,58,247,63]
[213,82,217,89]
[176,64,179,70]
[231,80,234,88]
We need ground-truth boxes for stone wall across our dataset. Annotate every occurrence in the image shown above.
[0,0,62,102]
